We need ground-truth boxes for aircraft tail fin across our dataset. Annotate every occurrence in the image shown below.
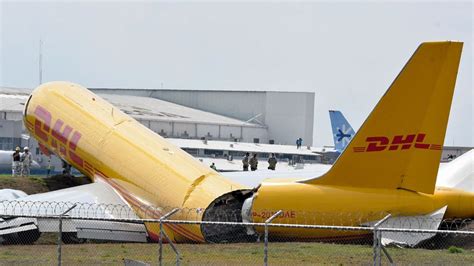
[329,110,355,152]
[304,42,463,194]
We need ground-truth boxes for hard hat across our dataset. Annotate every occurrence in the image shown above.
[24,146,29,150]
[15,147,20,151]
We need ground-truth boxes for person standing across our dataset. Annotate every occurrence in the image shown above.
[249,153,258,171]
[242,152,250,171]
[61,159,72,175]
[267,153,277,170]
[20,147,32,177]
[296,138,302,149]
[11,147,21,177]
[46,157,52,177]
[210,162,217,171]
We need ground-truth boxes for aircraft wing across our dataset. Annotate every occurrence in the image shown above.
[0,189,28,200]
[5,180,133,210]
[0,180,148,243]
[221,164,332,187]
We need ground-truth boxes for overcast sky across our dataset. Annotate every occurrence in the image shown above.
[1,1,472,147]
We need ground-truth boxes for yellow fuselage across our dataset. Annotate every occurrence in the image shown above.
[24,82,243,242]
[251,182,474,238]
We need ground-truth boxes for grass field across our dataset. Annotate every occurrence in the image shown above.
[0,175,49,194]
[0,174,90,194]
[0,242,473,265]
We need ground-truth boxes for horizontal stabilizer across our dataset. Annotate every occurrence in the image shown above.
[380,206,446,247]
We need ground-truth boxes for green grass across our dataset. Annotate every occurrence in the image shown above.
[0,174,45,178]
[0,242,473,265]
[0,174,91,195]
[448,246,464,254]
[0,175,49,194]
[28,176,47,186]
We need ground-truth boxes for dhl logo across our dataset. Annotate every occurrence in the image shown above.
[353,133,442,153]
[27,106,85,169]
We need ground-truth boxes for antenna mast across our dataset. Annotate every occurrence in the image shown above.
[39,39,43,85]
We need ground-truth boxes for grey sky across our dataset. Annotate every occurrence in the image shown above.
[1,1,472,147]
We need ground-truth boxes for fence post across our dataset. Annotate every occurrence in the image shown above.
[264,210,282,266]
[158,208,180,266]
[57,204,77,266]
[372,214,391,266]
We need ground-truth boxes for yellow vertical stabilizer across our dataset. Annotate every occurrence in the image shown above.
[304,41,463,194]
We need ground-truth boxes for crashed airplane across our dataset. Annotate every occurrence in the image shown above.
[1,41,473,244]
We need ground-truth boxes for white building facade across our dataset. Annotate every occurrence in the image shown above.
[92,88,315,146]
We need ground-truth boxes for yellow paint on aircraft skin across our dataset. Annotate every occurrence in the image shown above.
[23,41,474,242]
[251,183,474,238]
[306,42,463,194]
[23,82,243,242]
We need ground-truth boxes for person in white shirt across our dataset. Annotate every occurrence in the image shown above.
[20,147,32,177]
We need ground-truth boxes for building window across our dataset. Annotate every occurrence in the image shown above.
[183,148,198,156]
[204,149,223,156]
[229,151,245,157]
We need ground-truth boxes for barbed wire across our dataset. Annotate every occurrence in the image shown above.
[0,200,473,232]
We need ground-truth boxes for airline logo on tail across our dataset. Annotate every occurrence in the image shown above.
[329,110,355,152]
[335,126,352,144]
[353,133,442,153]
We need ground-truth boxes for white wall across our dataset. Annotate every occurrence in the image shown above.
[197,124,219,139]
[219,126,242,140]
[5,112,23,121]
[264,92,314,145]
[147,90,268,123]
[242,127,268,143]
[0,120,22,137]
[148,121,172,136]
[174,123,197,138]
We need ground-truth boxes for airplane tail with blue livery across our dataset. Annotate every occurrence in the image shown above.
[329,110,355,153]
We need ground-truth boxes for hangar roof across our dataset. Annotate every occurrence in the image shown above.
[0,87,263,128]
[0,89,29,113]
[100,94,263,128]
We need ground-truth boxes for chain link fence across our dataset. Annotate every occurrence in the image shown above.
[1,200,474,265]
